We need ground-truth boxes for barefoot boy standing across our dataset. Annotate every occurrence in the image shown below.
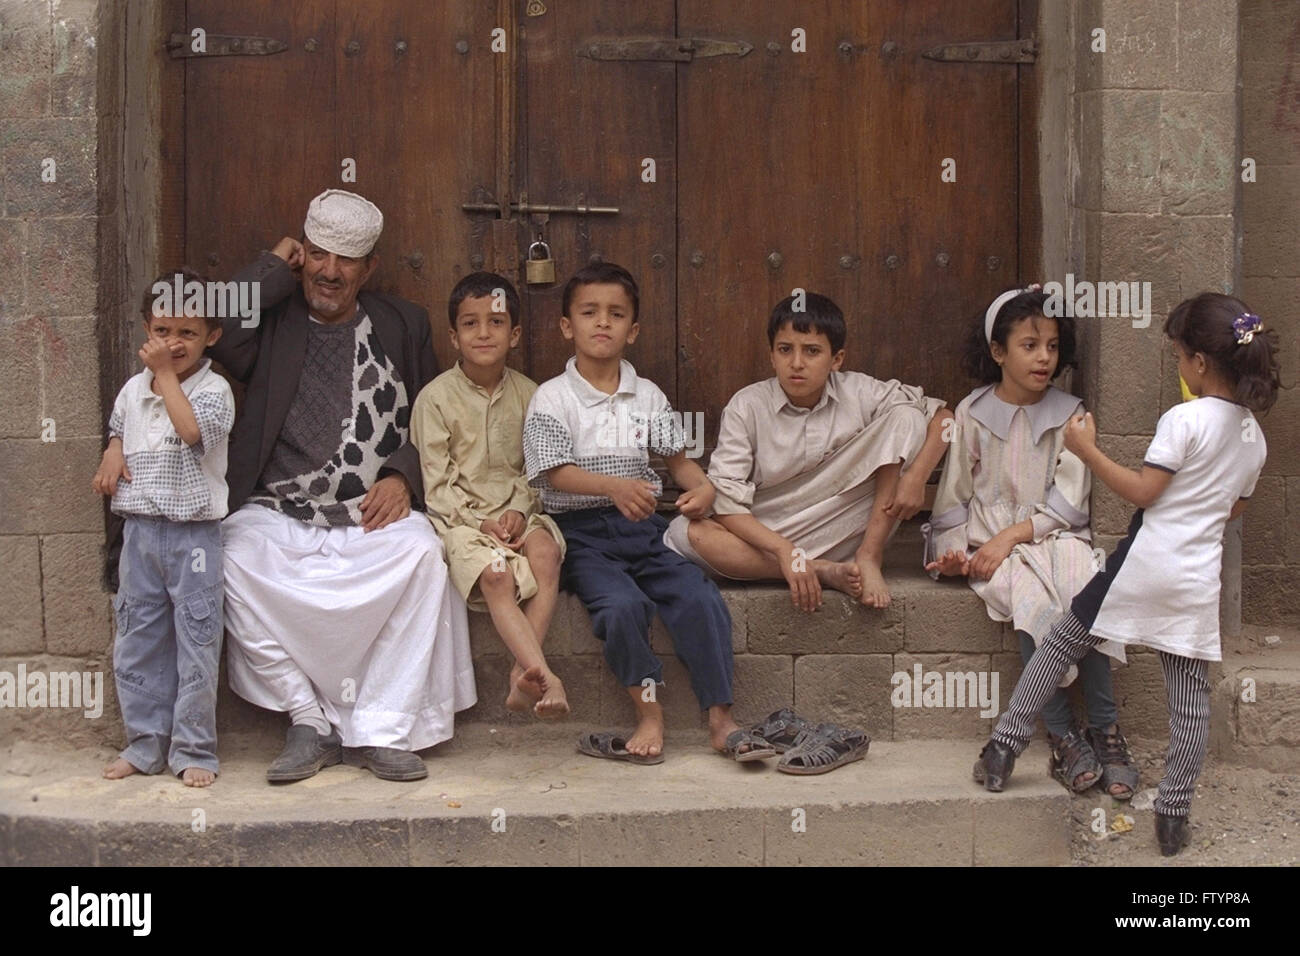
[93,270,234,788]
[665,293,953,610]
[524,263,773,763]
[411,273,569,718]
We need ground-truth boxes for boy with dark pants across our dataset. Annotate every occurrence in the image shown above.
[524,263,774,763]
[93,270,234,787]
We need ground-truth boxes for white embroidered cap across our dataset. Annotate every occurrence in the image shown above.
[303,189,384,258]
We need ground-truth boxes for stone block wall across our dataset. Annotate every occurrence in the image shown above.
[1239,0,1300,628]
[0,0,116,746]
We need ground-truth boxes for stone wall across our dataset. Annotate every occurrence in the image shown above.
[1068,0,1247,627]
[1240,0,1300,628]
[0,0,116,745]
[0,1,1285,750]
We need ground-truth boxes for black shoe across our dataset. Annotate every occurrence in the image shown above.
[1155,812,1190,857]
[973,739,1016,792]
[266,724,342,783]
[342,746,428,782]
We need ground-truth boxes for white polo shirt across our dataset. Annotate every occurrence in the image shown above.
[524,357,683,513]
[107,358,235,522]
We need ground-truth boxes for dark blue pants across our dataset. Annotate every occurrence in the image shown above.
[554,508,733,710]
[1016,630,1117,737]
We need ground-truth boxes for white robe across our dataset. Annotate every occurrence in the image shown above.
[222,505,477,750]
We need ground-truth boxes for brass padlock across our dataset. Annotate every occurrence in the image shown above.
[526,240,556,285]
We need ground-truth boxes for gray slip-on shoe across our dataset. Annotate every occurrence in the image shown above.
[341,745,428,781]
[266,725,343,784]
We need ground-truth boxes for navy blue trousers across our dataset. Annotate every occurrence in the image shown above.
[554,508,733,710]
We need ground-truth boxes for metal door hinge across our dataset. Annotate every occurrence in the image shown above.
[578,36,752,62]
[922,39,1036,64]
[166,33,288,58]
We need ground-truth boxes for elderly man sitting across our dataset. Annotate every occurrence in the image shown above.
[211,189,476,783]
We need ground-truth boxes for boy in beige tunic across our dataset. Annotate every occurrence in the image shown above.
[412,274,568,716]
[666,293,953,609]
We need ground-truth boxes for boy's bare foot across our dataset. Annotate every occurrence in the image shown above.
[855,556,892,608]
[625,710,664,758]
[102,757,138,780]
[813,559,863,598]
[182,767,215,788]
[708,712,743,752]
[531,667,570,719]
[505,662,544,713]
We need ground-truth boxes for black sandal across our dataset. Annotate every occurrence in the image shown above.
[1086,724,1139,801]
[1155,812,1189,856]
[749,708,817,753]
[777,724,870,775]
[1048,728,1102,793]
[973,739,1016,792]
[720,729,777,763]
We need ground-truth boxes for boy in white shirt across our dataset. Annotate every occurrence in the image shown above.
[524,263,774,764]
[92,269,234,787]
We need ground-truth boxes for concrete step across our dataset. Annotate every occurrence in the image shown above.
[1211,628,1300,772]
[4,518,1186,751]
[0,725,1070,866]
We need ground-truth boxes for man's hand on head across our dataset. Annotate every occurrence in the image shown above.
[359,473,411,532]
[271,237,305,272]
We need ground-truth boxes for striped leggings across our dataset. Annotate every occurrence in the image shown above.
[992,611,1211,817]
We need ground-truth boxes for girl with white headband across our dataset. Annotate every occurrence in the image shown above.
[976,292,1281,856]
[927,285,1134,798]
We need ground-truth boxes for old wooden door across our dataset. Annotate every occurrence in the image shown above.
[180,0,1035,448]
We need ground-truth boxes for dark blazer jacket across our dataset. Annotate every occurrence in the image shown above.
[209,251,439,514]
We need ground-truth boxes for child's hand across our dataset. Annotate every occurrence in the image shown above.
[1063,412,1097,458]
[480,516,520,548]
[925,549,969,577]
[675,482,714,519]
[606,477,658,522]
[139,337,177,376]
[91,443,131,496]
[968,534,1015,581]
[498,510,526,543]
[884,471,927,520]
[777,543,822,612]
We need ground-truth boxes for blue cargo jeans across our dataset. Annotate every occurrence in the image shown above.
[113,515,223,776]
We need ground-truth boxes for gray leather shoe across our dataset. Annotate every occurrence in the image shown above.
[266,724,342,783]
[341,746,428,781]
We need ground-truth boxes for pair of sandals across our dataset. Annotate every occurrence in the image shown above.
[749,708,871,775]
[1049,724,1139,799]
[575,708,870,773]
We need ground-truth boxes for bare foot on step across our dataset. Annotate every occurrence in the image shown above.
[182,767,215,788]
[814,559,863,598]
[102,758,138,780]
[624,711,664,758]
[856,556,892,608]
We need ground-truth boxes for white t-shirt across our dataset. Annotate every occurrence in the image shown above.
[523,357,683,513]
[107,358,235,522]
[1087,397,1266,660]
